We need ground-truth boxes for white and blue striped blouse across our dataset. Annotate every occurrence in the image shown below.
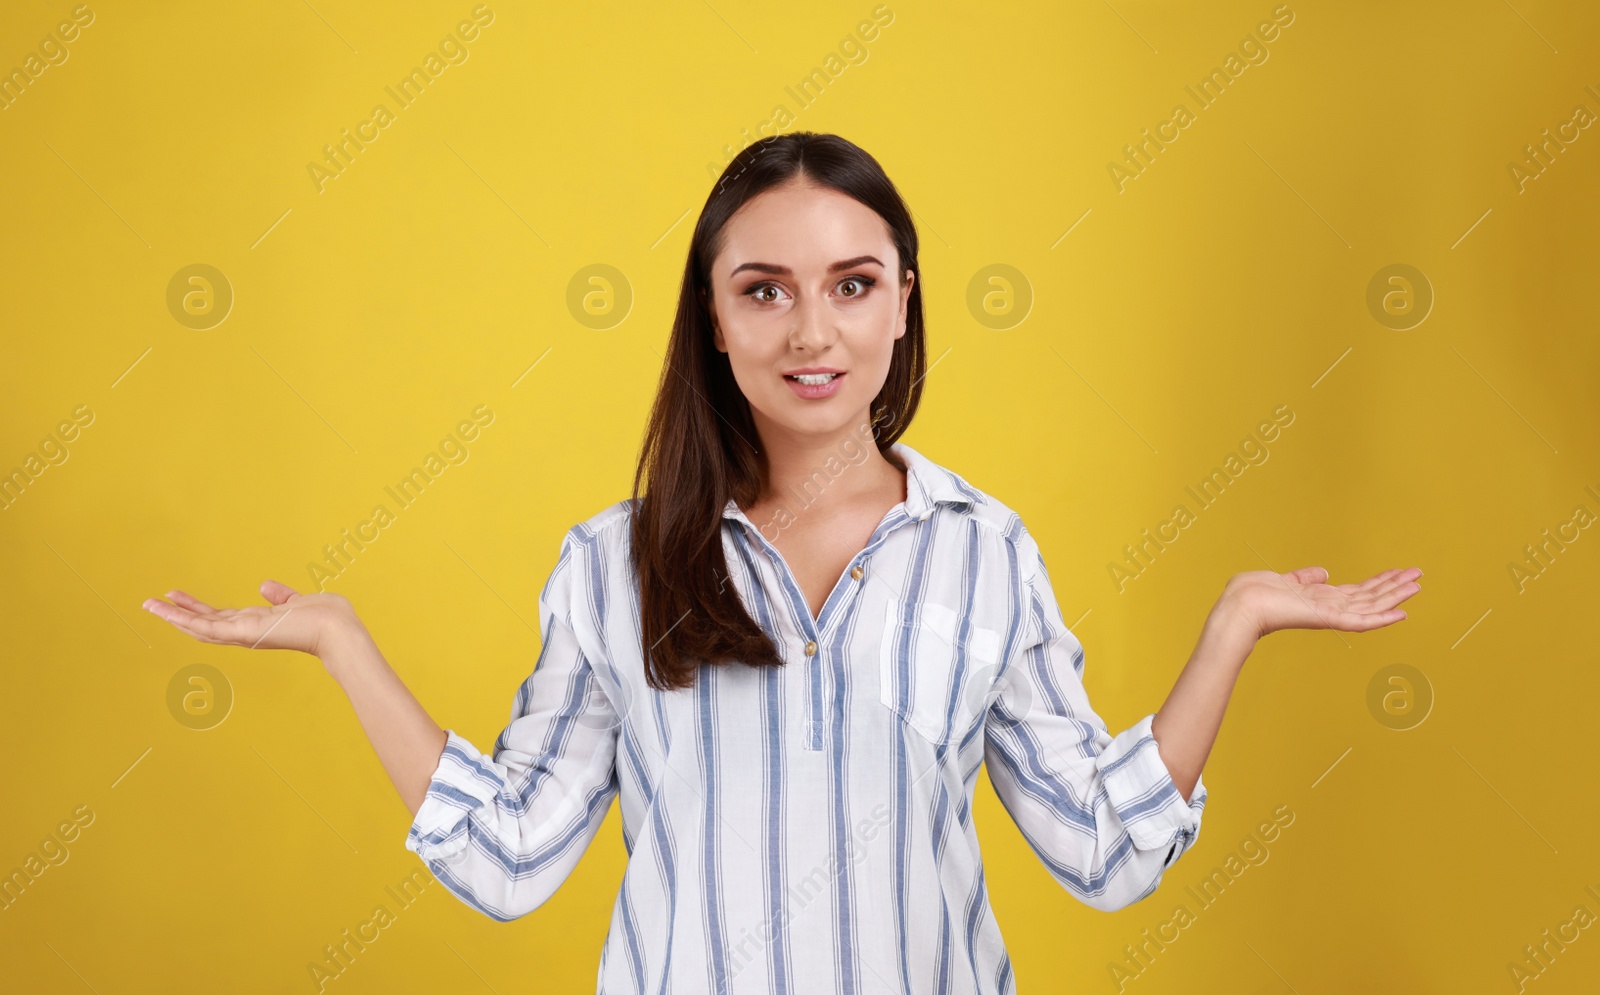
[405,441,1208,993]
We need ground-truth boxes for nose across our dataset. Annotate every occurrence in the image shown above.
[787,292,837,353]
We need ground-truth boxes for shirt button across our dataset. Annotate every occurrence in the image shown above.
[850,565,864,581]
[804,640,818,656]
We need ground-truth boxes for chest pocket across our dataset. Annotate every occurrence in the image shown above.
[879,601,1003,745]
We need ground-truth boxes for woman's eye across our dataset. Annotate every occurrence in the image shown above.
[839,276,875,298]
[743,277,874,303]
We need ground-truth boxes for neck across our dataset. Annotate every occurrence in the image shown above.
[750,407,903,516]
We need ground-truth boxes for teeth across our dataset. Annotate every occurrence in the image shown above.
[790,373,839,385]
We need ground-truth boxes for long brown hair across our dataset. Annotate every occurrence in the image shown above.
[629,131,927,691]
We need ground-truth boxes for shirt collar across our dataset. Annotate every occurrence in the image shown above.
[721,442,974,527]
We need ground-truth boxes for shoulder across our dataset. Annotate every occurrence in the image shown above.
[544,499,637,587]
[539,499,637,619]
[563,497,638,549]
[902,444,1045,582]
[953,481,1027,544]
[957,487,1049,585]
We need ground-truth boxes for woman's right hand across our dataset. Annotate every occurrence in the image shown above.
[142,580,363,658]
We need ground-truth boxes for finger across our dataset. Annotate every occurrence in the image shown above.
[176,613,235,644]
[1286,566,1328,586]
[170,610,259,646]
[1371,580,1422,611]
[143,598,199,622]
[1342,568,1421,606]
[144,602,218,641]
[1337,567,1418,596]
[1339,568,1404,595]
[165,589,220,615]
[260,579,300,606]
[144,600,246,644]
[1364,571,1422,606]
[164,588,233,620]
[1334,607,1407,631]
[1374,566,1421,588]
[145,598,241,624]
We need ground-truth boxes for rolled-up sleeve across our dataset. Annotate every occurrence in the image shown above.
[982,527,1206,913]
[405,528,620,922]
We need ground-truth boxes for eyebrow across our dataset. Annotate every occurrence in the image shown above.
[729,255,885,279]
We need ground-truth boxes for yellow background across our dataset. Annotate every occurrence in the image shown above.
[2,0,1598,991]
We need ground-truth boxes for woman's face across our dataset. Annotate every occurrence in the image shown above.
[705,178,914,450]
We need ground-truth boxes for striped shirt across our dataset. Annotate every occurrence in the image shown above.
[405,441,1208,993]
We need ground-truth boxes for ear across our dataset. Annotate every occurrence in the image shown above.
[894,269,914,340]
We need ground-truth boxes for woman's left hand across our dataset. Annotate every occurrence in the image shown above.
[1223,566,1422,640]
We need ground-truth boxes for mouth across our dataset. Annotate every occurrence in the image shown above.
[782,370,846,399]
[784,372,843,386]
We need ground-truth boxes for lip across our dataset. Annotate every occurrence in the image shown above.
[783,367,845,375]
[783,370,845,400]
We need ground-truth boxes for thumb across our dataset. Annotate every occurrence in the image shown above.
[260,579,301,605]
[1286,566,1329,585]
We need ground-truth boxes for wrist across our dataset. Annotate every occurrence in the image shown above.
[1204,590,1262,658]
[316,616,376,678]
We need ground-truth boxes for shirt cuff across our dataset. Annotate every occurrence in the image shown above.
[1095,712,1206,864]
[404,729,502,864]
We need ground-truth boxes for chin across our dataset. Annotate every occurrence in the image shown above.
[764,398,862,437]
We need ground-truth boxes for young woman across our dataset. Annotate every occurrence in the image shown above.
[142,132,1421,993]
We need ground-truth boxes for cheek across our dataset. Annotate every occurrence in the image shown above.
[845,307,899,359]
[718,326,787,399]
[721,320,780,365]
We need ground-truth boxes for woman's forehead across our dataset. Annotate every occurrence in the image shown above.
[715,187,895,277]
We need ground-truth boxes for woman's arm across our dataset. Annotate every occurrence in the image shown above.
[142,582,447,816]
[143,527,624,922]
[1151,565,1422,802]
[318,621,448,817]
[982,528,1421,913]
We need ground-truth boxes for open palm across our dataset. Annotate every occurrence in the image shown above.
[1228,566,1422,639]
[142,580,358,657]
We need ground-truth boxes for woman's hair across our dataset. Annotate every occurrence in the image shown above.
[629,131,927,691]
